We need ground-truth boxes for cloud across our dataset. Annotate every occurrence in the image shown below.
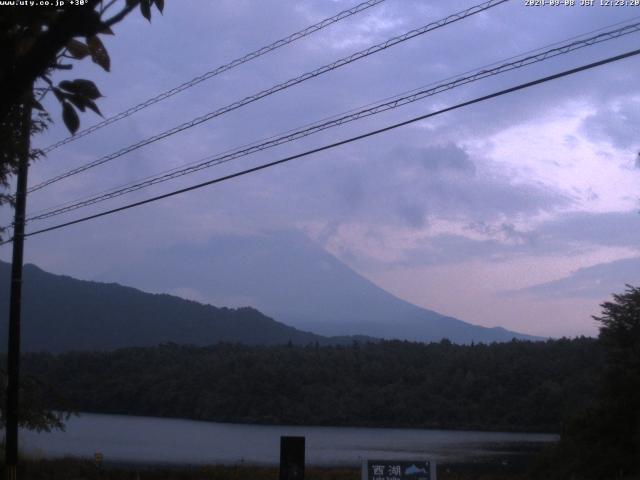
[581,97,640,151]
[333,143,568,227]
[3,0,640,340]
[508,256,640,300]
[535,210,640,251]
[320,208,640,274]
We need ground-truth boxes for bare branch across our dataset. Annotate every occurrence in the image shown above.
[101,0,119,15]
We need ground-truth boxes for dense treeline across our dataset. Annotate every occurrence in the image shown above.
[19,338,601,432]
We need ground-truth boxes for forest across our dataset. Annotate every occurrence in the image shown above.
[18,337,601,433]
[4,283,640,479]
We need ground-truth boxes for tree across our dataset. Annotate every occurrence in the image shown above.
[0,0,164,237]
[591,285,640,476]
[537,285,640,479]
[0,3,165,473]
[0,368,69,433]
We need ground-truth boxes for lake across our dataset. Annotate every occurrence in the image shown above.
[20,413,558,466]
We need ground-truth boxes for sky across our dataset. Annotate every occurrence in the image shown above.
[1,0,639,338]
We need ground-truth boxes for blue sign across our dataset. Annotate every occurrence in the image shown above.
[363,460,435,480]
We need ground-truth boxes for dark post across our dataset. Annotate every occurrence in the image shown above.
[4,93,32,480]
[279,436,305,480]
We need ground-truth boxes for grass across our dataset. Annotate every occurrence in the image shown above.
[2,456,536,480]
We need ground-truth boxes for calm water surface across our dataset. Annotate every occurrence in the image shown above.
[21,413,558,466]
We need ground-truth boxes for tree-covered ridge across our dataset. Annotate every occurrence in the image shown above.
[20,338,601,433]
[0,256,536,350]
[0,262,372,352]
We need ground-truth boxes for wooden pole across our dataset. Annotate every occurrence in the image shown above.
[4,92,32,480]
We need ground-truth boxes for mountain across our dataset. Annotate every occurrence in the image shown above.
[0,261,367,353]
[96,231,540,343]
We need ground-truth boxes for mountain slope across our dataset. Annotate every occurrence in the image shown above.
[0,261,363,353]
[97,231,540,343]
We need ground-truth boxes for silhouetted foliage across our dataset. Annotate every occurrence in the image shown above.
[14,338,601,433]
[533,286,640,479]
[0,0,163,238]
[0,0,164,126]
[0,368,70,433]
[0,99,49,213]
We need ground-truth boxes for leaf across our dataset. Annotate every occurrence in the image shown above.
[100,24,114,35]
[140,0,151,21]
[66,94,103,117]
[72,9,104,37]
[126,0,139,6]
[87,35,110,72]
[59,79,102,99]
[84,99,102,117]
[154,0,164,13]
[62,102,79,134]
[66,94,86,112]
[52,87,65,103]
[58,80,74,93]
[66,39,90,59]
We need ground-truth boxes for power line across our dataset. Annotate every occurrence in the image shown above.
[6,47,638,244]
[22,12,640,220]
[21,14,640,221]
[28,0,509,194]
[23,21,640,224]
[40,0,388,154]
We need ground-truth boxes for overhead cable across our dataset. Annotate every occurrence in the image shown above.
[40,0,388,154]
[28,0,509,193]
[24,21,640,223]
[5,47,638,243]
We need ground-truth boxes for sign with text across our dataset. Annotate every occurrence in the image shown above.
[362,460,435,480]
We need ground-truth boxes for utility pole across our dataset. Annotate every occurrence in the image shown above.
[4,92,32,480]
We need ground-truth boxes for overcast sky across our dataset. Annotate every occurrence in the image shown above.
[2,0,639,337]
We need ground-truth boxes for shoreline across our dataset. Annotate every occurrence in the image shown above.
[51,410,563,436]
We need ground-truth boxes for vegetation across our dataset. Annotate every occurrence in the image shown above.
[0,262,368,352]
[16,337,601,433]
[0,459,352,480]
[2,456,534,480]
[4,286,637,479]
[534,285,640,479]
[0,0,165,128]
[0,0,164,239]
[0,368,69,433]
